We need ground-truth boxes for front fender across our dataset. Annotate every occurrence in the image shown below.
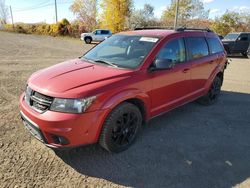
[100,88,151,119]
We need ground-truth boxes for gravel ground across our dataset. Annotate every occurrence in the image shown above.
[0,32,250,188]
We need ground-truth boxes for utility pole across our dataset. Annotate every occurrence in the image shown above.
[54,0,58,23]
[174,0,180,30]
[9,6,14,29]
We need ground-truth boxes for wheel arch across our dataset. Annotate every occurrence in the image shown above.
[216,71,224,85]
[95,92,150,143]
[123,98,147,124]
[205,66,224,92]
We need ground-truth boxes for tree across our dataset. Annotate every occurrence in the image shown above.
[161,0,209,27]
[128,4,155,29]
[70,0,97,31]
[100,0,132,33]
[211,11,250,36]
[0,0,9,24]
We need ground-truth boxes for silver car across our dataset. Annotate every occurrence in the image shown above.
[81,29,112,44]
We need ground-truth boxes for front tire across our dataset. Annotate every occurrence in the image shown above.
[198,76,222,105]
[99,102,142,153]
[241,52,248,58]
[84,37,92,44]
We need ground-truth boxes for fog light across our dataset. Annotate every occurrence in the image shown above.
[52,135,69,145]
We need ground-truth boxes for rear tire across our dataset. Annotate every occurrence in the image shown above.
[99,102,142,153]
[198,76,222,105]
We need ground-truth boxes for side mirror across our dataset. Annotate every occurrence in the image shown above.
[155,58,175,69]
[149,59,175,72]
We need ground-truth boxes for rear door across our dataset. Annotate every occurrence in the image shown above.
[101,30,111,40]
[150,37,191,116]
[185,36,214,94]
[207,36,226,68]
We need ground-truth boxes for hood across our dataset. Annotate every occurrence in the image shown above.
[28,59,132,97]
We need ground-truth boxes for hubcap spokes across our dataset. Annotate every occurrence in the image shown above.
[112,112,138,146]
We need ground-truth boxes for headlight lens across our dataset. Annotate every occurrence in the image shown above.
[50,96,96,113]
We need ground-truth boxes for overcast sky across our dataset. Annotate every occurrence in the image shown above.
[5,0,250,24]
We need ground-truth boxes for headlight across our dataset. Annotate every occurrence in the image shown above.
[50,96,96,113]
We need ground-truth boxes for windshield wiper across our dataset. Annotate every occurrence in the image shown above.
[94,59,118,68]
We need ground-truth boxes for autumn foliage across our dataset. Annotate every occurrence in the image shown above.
[1,0,250,37]
[100,0,132,33]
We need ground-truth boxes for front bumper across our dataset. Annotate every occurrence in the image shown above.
[19,93,108,148]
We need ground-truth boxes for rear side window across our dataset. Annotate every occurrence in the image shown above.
[101,30,110,34]
[207,37,224,54]
[156,38,186,63]
[186,37,209,59]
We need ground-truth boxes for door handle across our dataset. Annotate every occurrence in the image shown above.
[183,68,189,73]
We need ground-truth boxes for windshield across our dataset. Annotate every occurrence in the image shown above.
[82,35,159,69]
[224,33,240,41]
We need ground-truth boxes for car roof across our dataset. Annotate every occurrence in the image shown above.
[119,29,217,38]
[96,29,110,30]
[228,32,250,34]
[119,29,177,37]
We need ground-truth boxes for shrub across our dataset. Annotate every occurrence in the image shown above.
[49,24,60,36]
[1,19,88,38]
[15,24,27,34]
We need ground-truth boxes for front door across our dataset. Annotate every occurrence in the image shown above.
[234,34,249,53]
[150,38,191,116]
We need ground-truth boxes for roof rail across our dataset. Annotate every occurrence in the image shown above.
[176,27,213,32]
[134,26,214,33]
[134,26,174,30]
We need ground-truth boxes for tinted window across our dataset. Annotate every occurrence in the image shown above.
[156,38,186,65]
[207,37,224,54]
[186,37,209,59]
[238,34,248,41]
[101,30,110,34]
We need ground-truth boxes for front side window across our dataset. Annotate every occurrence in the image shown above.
[186,37,209,60]
[207,37,224,54]
[83,35,159,69]
[155,38,186,68]
[238,34,248,41]
[95,30,101,35]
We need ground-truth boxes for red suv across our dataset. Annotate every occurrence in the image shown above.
[20,28,227,152]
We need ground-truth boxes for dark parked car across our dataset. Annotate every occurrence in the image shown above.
[222,32,250,57]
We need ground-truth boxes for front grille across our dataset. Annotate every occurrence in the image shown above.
[25,86,53,113]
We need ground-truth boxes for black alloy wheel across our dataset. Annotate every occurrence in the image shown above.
[99,102,142,153]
